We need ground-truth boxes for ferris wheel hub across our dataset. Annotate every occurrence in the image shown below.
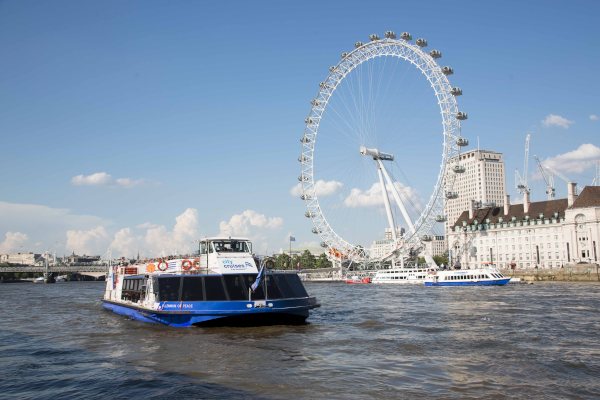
[359,146,394,161]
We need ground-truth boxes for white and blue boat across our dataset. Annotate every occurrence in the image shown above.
[424,263,510,286]
[102,237,320,327]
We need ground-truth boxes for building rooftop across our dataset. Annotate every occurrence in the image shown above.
[570,186,600,208]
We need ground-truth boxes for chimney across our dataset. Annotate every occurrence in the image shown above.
[523,190,530,214]
[568,182,578,207]
[504,194,510,216]
[469,199,474,219]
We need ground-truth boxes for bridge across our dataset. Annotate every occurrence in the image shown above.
[0,265,108,279]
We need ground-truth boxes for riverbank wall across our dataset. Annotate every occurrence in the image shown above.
[503,263,600,282]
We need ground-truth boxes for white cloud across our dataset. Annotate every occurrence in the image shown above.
[512,196,524,205]
[0,232,29,253]
[343,182,421,210]
[136,222,160,230]
[65,226,109,255]
[590,115,599,121]
[541,114,574,129]
[71,172,158,188]
[290,180,344,197]
[219,210,283,237]
[542,144,600,174]
[110,228,144,258]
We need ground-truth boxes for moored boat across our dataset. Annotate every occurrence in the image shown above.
[372,265,436,284]
[346,276,370,284]
[425,263,510,286]
[102,237,320,327]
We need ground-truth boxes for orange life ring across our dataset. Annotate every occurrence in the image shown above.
[181,259,192,270]
[265,259,275,269]
[193,259,200,269]
[157,260,168,271]
[147,264,156,273]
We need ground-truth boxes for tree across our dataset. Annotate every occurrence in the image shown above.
[275,254,290,270]
[316,253,332,269]
[300,250,317,269]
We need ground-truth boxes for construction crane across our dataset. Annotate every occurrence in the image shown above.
[515,134,530,194]
[534,155,555,200]
[543,164,584,193]
[592,161,600,186]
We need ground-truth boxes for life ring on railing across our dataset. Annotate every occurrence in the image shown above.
[265,259,275,270]
[157,260,168,271]
[193,259,200,269]
[181,259,192,270]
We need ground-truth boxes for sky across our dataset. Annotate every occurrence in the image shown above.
[1,0,599,258]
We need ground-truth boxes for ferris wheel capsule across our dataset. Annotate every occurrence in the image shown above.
[421,235,433,242]
[298,175,308,182]
[385,31,396,39]
[442,66,454,75]
[301,194,311,200]
[320,242,328,248]
[369,34,380,41]
[305,117,314,124]
[455,111,468,120]
[452,164,466,174]
[311,228,322,234]
[400,32,412,40]
[445,191,459,199]
[298,156,307,162]
[435,214,447,223]
[329,66,336,72]
[310,99,320,106]
[305,211,315,218]
[355,41,364,48]
[450,87,462,96]
[416,38,428,47]
[341,52,349,58]
[319,82,330,89]
[300,136,311,143]
[429,49,442,59]
[456,138,469,146]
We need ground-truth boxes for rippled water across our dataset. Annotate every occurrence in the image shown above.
[1,281,599,399]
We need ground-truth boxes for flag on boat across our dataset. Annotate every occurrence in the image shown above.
[251,262,266,292]
[289,236,296,241]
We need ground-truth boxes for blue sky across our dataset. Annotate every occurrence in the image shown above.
[1,0,599,257]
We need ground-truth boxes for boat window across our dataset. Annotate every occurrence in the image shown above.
[211,240,249,253]
[223,275,247,301]
[242,274,265,300]
[200,242,207,254]
[273,274,297,298]
[265,275,283,299]
[181,277,204,301]
[204,276,228,301]
[158,277,181,302]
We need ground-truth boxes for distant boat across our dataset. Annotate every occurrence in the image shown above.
[346,276,370,284]
[33,277,44,284]
[425,263,510,286]
[56,275,67,282]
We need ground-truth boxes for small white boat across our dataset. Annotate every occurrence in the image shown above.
[56,275,67,282]
[33,277,45,284]
[372,266,436,284]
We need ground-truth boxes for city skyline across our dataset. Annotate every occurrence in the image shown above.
[1,1,600,257]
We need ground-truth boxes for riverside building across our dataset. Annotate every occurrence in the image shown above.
[448,184,600,269]
[444,150,506,236]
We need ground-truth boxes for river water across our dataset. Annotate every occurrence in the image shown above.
[1,281,599,399]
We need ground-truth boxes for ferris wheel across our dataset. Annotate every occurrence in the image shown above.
[298,31,468,263]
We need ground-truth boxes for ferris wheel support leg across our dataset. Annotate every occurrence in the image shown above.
[377,163,398,242]
[378,159,415,233]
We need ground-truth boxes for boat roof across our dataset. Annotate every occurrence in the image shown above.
[200,237,251,242]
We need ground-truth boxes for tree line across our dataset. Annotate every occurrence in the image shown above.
[270,250,332,270]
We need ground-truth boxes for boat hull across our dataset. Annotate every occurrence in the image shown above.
[102,297,319,327]
[425,278,510,286]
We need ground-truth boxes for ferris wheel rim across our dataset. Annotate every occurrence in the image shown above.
[299,35,464,262]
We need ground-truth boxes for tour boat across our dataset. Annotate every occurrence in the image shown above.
[424,263,510,286]
[372,266,437,284]
[346,276,370,284]
[102,237,320,327]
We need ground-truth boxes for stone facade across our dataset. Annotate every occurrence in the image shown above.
[424,235,448,257]
[448,184,600,269]
[0,253,41,265]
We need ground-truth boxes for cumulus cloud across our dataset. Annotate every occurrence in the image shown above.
[343,182,421,210]
[541,114,574,129]
[219,210,283,237]
[542,144,600,174]
[591,115,599,121]
[71,172,158,188]
[65,226,109,255]
[0,232,29,253]
[136,222,161,230]
[290,180,344,197]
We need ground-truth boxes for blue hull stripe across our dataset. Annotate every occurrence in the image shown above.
[425,278,510,286]
[102,298,315,327]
